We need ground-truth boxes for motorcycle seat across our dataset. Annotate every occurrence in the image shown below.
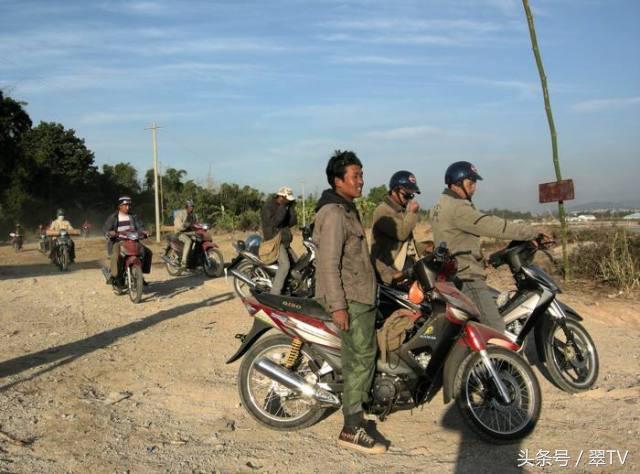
[252,292,333,322]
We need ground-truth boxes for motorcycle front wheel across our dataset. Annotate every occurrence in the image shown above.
[204,248,224,278]
[454,346,541,443]
[59,247,69,271]
[537,317,599,393]
[238,334,328,431]
[128,265,144,303]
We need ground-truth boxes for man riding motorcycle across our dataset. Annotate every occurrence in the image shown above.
[429,161,548,332]
[174,199,198,271]
[102,196,153,284]
[370,170,431,286]
[47,209,76,262]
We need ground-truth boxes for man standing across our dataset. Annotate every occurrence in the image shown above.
[313,150,386,454]
[102,196,153,283]
[261,186,297,295]
[430,161,544,332]
[371,170,430,285]
[174,199,197,270]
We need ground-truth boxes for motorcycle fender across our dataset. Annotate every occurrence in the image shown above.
[226,318,272,364]
[554,301,583,321]
[226,255,244,270]
[202,241,218,251]
[125,256,141,268]
[442,343,471,404]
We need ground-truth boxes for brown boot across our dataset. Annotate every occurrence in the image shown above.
[338,425,387,454]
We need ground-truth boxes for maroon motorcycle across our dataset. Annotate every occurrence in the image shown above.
[162,223,224,278]
[227,244,541,443]
[109,231,147,303]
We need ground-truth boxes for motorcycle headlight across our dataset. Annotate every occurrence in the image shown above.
[127,231,139,241]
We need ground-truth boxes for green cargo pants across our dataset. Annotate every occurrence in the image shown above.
[340,301,378,424]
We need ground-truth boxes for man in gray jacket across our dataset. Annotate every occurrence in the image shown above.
[174,200,197,270]
[313,150,385,454]
[430,161,544,331]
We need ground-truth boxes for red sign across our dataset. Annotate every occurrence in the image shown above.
[539,179,575,203]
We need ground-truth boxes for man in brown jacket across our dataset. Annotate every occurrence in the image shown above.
[430,161,544,331]
[313,150,385,454]
[371,170,429,285]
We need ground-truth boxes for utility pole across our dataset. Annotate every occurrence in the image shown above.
[301,182,306,227]
[159,161,164,225]
[145,122,162,242]
[522,0,569,278]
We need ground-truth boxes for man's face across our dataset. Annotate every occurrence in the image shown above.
[187,205,194,214]
[395,187,415,207]
[463,178,477,198]
[119,203,130,214]
[335,164,364,200]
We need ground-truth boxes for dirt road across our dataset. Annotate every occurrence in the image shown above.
[1,237,638,473]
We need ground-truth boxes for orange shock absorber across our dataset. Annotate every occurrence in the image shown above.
[283,338,302,369]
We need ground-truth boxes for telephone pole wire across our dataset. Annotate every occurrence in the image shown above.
[145,122,162,242]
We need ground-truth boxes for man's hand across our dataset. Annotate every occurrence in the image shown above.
[407,200,420,213]
[332,309,350,331]
[108,230,117,237]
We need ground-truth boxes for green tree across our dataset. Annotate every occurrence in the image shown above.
[102,163,140,194]
[367,185,388,205]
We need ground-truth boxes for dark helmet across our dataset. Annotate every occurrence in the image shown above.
[389,170,421,194]
[444,161,483,186]
[56,208,65,217]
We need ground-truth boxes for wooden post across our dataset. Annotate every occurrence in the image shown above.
[522,0,569,278]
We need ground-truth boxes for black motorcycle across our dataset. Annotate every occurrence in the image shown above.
[50,229,75,272]
[228,242,541,442]
[488,239,599,393]
[227,227,316,298]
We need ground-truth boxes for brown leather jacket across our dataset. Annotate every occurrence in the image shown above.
[312,189,377,313]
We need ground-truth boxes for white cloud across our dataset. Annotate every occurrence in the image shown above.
[572,96,640,113]
[363,125,444,140]
[331,55,414,65]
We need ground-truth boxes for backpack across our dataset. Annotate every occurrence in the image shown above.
[376,309,420,364]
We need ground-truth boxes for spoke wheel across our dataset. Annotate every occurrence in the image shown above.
[204,248,224,277]
[238,334,327,430]
[165,248,183,276]
[128,265,144,303]
[454,347,540,443]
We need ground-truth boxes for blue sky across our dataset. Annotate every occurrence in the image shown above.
[1,0,638,211]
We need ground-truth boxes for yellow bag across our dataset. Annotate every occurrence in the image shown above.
[258,232,282,264]
[376,309,419,364]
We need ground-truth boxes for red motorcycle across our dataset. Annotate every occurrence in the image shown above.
[162,223,224,278]
[109,231,148,303]
[228,244,541,443]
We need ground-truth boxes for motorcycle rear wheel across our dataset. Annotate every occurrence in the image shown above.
[204,248,224,278]
[128,266,144,303]
[164,248,183,276]
[537,317,599,393]
[454,346,540,443]
[238,334,328,431]
[233,261,271,299]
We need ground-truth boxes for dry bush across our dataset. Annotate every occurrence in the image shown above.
[569,227,640,292]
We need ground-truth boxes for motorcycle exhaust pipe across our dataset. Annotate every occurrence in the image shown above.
[160,255,176,267]
[254,357,340,407]
[229,268,257,288]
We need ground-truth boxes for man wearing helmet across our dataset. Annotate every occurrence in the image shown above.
[430,161,543,331]
[102,196,153,283]
[174,199,198,270]
[371,171,430,285]
[47,208,77,262]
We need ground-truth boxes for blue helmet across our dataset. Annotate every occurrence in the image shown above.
[389,170,421,194]
[444,161,483,186]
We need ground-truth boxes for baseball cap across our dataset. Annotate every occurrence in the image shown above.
[276,186,295,201]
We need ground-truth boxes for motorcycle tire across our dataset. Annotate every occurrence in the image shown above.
[233,261,271,299]
[238,334,328,431]
[204,248,224,278]
[60,247,69,272]
[454,346,541,443]
[13,242,20,253]
[164,248,183,276]
[536,316,599,393]
[129,265,144,304]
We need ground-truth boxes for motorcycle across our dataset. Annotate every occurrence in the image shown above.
[227,226,316,299]
[9,231,23,252]
[161,223,224,278]
[107,231,147,304]
[49,229,77,271]
[227,243,541,443]
[488,238,599,393]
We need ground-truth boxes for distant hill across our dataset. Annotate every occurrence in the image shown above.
[568,200,640,212]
